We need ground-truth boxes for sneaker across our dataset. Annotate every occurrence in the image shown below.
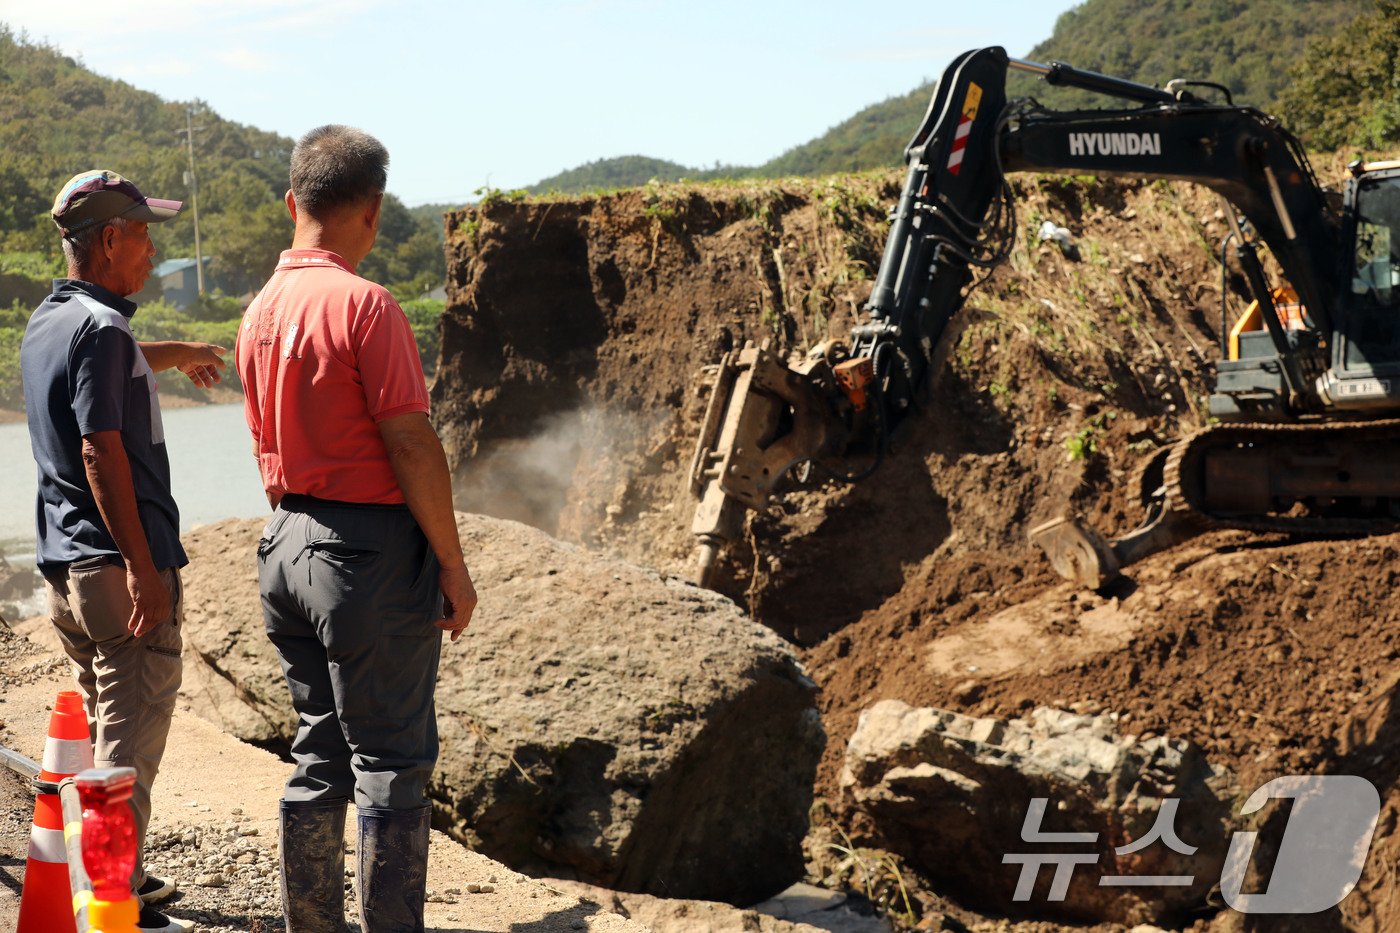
[137,873,178,904]
[137,904,194,932]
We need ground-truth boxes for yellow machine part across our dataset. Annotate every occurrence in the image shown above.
[1227,287,1305,361]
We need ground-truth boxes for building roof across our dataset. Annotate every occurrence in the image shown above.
[154,257,206,278]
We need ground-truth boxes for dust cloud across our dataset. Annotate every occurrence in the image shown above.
[451,405,661,536]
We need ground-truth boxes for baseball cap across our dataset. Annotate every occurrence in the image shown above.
[51,170,183,237]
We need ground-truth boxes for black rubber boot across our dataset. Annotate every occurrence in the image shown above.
[279,798,351,933]
[357,805,431,933]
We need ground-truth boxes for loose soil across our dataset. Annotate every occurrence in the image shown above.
[436,162,1400,931]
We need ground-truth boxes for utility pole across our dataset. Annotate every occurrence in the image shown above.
[178,108,205,296]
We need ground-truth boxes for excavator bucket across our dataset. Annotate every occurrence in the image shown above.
[1028,517,1120,590]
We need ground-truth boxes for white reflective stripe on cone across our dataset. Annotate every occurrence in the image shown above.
[42,736,92,775]
[27,825,66,863]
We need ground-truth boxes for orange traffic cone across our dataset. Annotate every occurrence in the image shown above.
[17,689,93,933]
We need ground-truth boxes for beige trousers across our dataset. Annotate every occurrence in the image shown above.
[45,558,183,889]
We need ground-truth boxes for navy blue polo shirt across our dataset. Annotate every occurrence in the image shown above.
[21,280,187,571]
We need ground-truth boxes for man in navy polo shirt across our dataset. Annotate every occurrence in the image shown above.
[22,170,225,933]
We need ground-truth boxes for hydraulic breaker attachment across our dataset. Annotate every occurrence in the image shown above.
[689,341,843,586]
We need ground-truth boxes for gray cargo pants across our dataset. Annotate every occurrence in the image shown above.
[44,558,183,890]
[257,495,443,809]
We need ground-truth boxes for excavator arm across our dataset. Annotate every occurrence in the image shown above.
[690,48,1018,586]
[689,45,1345,588]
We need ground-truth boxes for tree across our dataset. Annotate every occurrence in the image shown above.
[0,164,48,251]
[205,200,292,296]
[1277,0,1400,149]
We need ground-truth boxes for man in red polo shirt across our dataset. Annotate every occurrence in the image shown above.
[236,125,476,933]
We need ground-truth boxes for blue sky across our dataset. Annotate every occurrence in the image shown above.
[0,0,1084,206]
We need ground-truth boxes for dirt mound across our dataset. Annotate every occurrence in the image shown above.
[435,168,1400,929]
[811,534,1400,929]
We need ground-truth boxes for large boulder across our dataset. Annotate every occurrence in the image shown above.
[178,514,823,904]
[840,700,1236,925]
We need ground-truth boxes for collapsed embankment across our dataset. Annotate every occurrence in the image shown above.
[433,174,1218,643]
[432,166,1400,931]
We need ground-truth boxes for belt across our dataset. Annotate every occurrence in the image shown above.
[279,493,410,513]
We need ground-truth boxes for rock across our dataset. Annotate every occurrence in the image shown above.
[549,878,890,933]
[839,700,1236,925]
[179,514,823,904]
[751,882,890,932]
[175,520,292,746]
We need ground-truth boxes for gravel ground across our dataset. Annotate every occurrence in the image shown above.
[138,813,516,932]
[141,815,282,931]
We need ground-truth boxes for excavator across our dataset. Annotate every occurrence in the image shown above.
[688,46,1400,590]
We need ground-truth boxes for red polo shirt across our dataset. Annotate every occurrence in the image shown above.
[236,248,430,504]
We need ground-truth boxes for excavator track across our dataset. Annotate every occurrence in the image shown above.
[1165,418,1400,536]
[1032,418,1400,589]
[1130,443,1173,506]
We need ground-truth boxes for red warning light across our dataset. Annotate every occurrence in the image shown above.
[74,767,138,902]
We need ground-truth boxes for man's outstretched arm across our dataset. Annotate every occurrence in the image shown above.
[139,341,227,388]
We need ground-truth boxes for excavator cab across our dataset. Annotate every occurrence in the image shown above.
[1324,163,1400,406]
[1040,165,1400,589]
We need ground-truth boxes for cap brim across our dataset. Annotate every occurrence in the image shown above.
[122,198,183,224]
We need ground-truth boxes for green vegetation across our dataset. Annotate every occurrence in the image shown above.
[0,294,249,410]
[1065,411,1117,461]
[7,0,1400,415]
[758,84,935,180]
[1277,0,1400,149]
[0,291,446,411]
[1015,0,1366,109]
[522,86,935,194]
[529,155,703,194]
[401,298,446,377]
[0,301,29,409]
[407,202,460,241]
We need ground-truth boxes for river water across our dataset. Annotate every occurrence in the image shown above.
[0,402,271,563]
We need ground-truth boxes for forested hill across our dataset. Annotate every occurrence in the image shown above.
[0,25,447,300]
[530,156,698,193]
[527,0,1379,193]
[1017,0,1367,109]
